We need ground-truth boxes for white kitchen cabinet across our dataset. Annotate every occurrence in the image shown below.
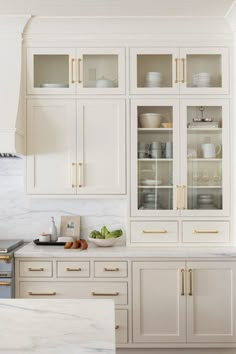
[132,261,186,343]
[27,99,126,195]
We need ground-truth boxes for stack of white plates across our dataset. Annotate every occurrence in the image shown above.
[144,72,162,87]
[192,73,210,87]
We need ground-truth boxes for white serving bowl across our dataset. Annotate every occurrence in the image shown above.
[146,71,162,80]
[139,113,162,128]
[88,236,123,247]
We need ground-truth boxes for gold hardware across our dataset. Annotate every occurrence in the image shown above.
[181,58,185,83]
[71,162,76,188]
[66,267,82,272]
[188,269,193,296]
[104,268,119,272]
[0,255,10,263]
[182,185,187,210]
[78,58,82,83]
[71,58,75,84]
[180,269,185,296]
[29,292,56,296]
[175,58,179,83]
[142,230,167,234]
[194,230,219,234]
[77,162,83,188]
[91,292,119,296]
[28,268,44,272]
[0,281,11,286]
[176,185,180,210]
[115,325,120,330]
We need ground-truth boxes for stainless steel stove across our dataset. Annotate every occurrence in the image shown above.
[0,239,23,298]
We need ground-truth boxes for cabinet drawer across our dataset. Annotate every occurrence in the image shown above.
[182,221,230,243]
[131,221,178,243]
[115,310,128,344]
[19,261,52,277]
[94,261,127,278]
[20,281,128,305]
[57,261,90,278]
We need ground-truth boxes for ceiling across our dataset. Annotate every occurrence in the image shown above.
[0,0,234,17]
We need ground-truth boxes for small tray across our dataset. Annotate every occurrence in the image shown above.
[34,239,66,246]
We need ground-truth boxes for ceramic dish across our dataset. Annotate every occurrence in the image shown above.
[88,236,123,247]
[141,179,162,186]
[161,122,173,128]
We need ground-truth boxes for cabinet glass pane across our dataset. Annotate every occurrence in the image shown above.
[187,106,223,210]
[137,55,173,88]
[186,55,222,88]
[82,55,118,88]
[137,106,174,210]
[34,55,69,88]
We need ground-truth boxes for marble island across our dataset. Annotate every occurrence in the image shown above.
[0,299,115,354]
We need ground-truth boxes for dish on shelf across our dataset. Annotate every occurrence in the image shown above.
[39,83,69,88]
[161,122,173,128]
[141,179,163,186]
[139,113,162,128]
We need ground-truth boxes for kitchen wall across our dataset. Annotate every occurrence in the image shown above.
[0,158,126,242]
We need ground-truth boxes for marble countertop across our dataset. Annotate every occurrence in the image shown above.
[0,299,115,354]
[15,242,236,258]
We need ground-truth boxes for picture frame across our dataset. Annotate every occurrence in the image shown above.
[60,216,81,239]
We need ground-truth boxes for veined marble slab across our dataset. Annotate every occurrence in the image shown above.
[0,299,115,354]
[15,242,236,258]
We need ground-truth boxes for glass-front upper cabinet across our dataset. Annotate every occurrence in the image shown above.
[130,48,180,94]
[27,48,125,95]
[131,99,180,217]
[181,100,229,216]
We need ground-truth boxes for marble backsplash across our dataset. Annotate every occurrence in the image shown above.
[0,158,127,243]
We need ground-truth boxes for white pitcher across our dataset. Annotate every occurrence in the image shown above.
[201,143,221,158]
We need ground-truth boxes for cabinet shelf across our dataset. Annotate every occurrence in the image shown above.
[187,128,222,133]
[188,186,222,189]
[138,128,173,133]
[138,158,173,162]
[188,158,222,162]
[138,186,173,189]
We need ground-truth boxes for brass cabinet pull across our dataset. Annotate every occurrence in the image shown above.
[182,185,187,210]
[71,162,76,188]
[28,268,44,272]
[66,267,81,272]
[78,58,82,83]
[0,255,10,263]
[188,269,193,296]
[104,267,119,272]
[0,281,11,286]
[91,292,119,297]
[29,292,56,296]
[180,269,185,296]
[194,230,219,234]
[175,58,179,83]
[181,58,185,83]
[77,162,83,188]
[143,230,167,234]
[176,185,180,210]
[71,58,75,84]
[115,325,120,330]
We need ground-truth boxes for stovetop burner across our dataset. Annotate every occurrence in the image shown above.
[0,240,24,254]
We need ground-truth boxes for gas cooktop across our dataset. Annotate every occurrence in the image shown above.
[0,240,23,254]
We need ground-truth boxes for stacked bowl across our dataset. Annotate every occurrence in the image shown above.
[145,72,162,87]
[192,73,210,87]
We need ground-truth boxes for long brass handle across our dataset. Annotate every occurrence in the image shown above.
[188,269,193,296]
[143,230,167,234]
[91,292,119,296]
[28,268,44,272]
[0,282,11,286]
[180,269,185,296]
[181,58,185,83]
[104,268,120,272]
[72,162,76,188]
[175,58,179,83]
[182,185,187,210]
[194,230,219,234]
[78,58,82,83]
[71,58,75,84]
[77,162,83,188]
[0,255,10,263]
[29,292,56,296]
[115,325,120,330]
[176,185,180,210]
[66,267,82,272]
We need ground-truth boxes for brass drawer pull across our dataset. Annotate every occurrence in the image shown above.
[66,267,82,272]
[78,58,82,83]
[180,269,185,296]
[143,230,167,234]
[175,58,179,83]
[194,230,219,234]
[181,58,185,83]
[115,325,119,330]
[0,281,11,286]
[71,162,76,188]
[28,268,44,272]
[176,185,180,210]
[182,185,187,210]
[0,255,10,263]
[91,292,119,297]
[71,58,75,84]
[29,292,56,296]
[188,269,193,296]
[104,267,120,272]
[78,162,83,188]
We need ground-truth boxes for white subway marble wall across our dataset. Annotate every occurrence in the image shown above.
[0,158,127,242]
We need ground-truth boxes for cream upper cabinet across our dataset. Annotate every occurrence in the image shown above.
[27,100,76,194]
[132,261,186,343]
[130,47,229,95]
[187,261,236,343]
[27,47,125,95]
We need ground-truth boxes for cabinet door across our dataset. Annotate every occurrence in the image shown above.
[180,99,230,216]
[76,48,125,94]
[130,48,180,94]
[27,100,76,194]
[179,48,229,95]
[77,99,126,194]
[131,99,180,217]
[133,262,186,343]
[187,261,236,343]
[27,48,76,95]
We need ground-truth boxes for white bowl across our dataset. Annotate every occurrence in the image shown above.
[146,71,162,79]
[145,80,161,87]
[88,237,122,247]
[139,113,162,128]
